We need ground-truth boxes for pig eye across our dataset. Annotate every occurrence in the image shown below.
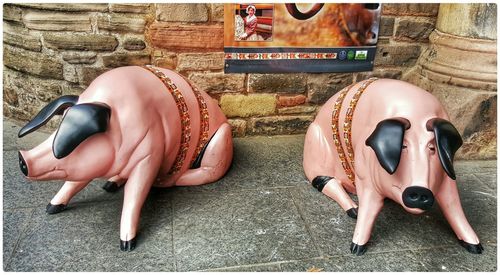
[428,144,436,152]
[402,144,408,149]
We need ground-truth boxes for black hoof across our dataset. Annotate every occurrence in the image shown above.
[120,237,137,251]
[346,207,358,219]
[103,181,121,193]
[350,242,367,256]
[46,203,67,214]
[459,240,484,254]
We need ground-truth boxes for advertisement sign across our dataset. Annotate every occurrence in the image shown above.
[224,3,381,73]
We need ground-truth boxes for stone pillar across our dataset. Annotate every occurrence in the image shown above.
[404,3,497,159]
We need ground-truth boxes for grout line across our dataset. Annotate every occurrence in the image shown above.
[288,188,324,257]
[4,207,37,270]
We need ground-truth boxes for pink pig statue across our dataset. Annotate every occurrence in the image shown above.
[303,78,482,256]
[18,65,233,251]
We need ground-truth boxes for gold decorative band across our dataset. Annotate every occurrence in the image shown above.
[332,78,378,185]
[142,65,191,175]
[179,75,210,167]
[331,84,356,182]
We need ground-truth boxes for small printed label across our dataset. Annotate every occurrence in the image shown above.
[354,50,368,60]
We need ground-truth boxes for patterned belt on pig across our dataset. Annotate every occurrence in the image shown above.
[331,77,378,185]
[142,65,210,175]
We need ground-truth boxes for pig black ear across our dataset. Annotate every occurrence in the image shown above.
[365,118,411,174]
[52,103,111,159]
[426,118,462,180]
[18,95,79,138]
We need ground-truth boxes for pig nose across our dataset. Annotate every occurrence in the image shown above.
[18,152,29,176]
[402,186,434,210]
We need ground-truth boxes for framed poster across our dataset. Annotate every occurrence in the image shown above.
[224,3,381,73]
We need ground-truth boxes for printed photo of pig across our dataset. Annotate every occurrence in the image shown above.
[17,65,234,251]
[303,78,483,256]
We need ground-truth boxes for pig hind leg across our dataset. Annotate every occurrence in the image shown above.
[175,123,233,186]
[103,175,126,193]
[47,180,91,214]
[303,123,358,218]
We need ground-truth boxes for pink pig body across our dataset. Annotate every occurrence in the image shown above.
[303,78,482,255]
[18,66,233,250]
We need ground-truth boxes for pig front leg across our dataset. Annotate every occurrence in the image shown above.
[175,123,233,186]
[119,153,161,251]
[436,177,483,254]
[102,175,126,193]
[47,180,90,214]
[350,185,384,256]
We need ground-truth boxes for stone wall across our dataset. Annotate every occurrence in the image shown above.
[6,4,493,159]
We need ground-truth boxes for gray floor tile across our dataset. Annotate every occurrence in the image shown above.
[3,208,34,269]
[414,245,497,272]
[6,196,174,272]
[288,186,357,256]
[172,189,319,271]
[176,135,309,193]
[280,251,427,272]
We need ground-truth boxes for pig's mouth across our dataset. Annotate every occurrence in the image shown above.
[27,169,68,181]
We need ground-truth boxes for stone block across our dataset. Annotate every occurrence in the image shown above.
[177,53,224,71]
[4,69,62,105]
[156,4,209,22]
[248,115,314,135]
[102,52,151,68]
[355,68,403,82]
[109,4,151,13]
[123,37,146,51]
[63,65,79,83]
[210,4,224,22]
[16,4,108,12]
[220,94,276,118]
[61,83,85,96]
[4,46,64,80]
[3,4,23,22]
[382,3,440,17]
[44,33,118,51]
[153,53,177,70]
[78,67,111,86]
[97,14,146,33]
[379,16,395,37]
[227,119,247,137]
[278,95,307,107]
[189,72,245,94]
[394,18,435,41]
[3,84,19,106]
[249,74,307,94]
[62,52,97,64]
[374,42,421,66]
[149,23,223,52]
[3,23,42,51]
[278,105,317,115]
[307,73,353,104]
[23,11,91,32]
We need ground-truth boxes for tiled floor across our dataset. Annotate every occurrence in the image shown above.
[3,119,497,271]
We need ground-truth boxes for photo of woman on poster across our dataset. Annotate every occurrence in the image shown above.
[239,5,258,40]
[234,4,272,41]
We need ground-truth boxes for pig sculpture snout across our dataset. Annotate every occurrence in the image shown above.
[402,186,435,210]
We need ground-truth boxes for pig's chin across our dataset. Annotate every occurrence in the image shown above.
[402,205,426,215]
[27,169,68,181]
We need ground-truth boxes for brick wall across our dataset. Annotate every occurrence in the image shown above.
[3,3,439,136]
